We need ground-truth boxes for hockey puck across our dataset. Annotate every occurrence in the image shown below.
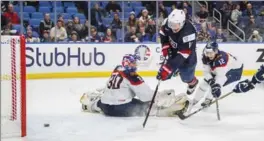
[44,123,50,127]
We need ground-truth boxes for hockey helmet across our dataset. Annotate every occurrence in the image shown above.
[203,41,219,59]
[168,9,186,33]
[122,54,139,73]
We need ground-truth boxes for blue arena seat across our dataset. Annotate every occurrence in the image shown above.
[31,12,44,19]
[24,6,36,13]
[39,7,51,13]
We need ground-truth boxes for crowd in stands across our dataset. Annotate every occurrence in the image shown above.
[1,1,264,43]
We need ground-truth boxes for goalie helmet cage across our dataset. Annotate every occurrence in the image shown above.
[1,36,26,137]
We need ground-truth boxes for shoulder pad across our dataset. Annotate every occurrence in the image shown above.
[211,51,229,70]
[162,18,168,26]
[113,65,123,71]
[122,72,144,85]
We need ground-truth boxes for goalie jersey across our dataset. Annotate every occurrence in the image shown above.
[100,66,154,105]
[202,51,243,86]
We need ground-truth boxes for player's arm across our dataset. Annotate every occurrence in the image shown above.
[233,65,264,93]
[124,74,154,102]
[159,18,172,57]
[209,56,230,97]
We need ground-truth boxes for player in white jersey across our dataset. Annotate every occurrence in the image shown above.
[233,65,264,93]
[80,54,187,117]
[176,41,244,116]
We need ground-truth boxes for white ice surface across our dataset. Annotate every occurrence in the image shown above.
[2,77,264,141]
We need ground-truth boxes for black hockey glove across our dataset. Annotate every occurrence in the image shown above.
[205,78,221,98]
[251,65,264,84]
[233,79,255,93]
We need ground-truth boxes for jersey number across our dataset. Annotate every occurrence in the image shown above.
[218,58,226,65]
[107,74,123,89]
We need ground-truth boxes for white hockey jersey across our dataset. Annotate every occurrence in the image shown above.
[100,66,154,105]
[202,51,243,86]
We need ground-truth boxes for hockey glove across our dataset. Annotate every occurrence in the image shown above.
[157,64,174,81]
[251,65,264,84]
[233,79,255,93]
[162,43,173,58]
[211,83,221,98]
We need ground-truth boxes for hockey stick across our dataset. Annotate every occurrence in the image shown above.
[143,80,161,128]
[215,98,221,120]
[178,91,234,120]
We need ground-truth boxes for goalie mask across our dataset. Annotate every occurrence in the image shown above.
[122,54,139,73]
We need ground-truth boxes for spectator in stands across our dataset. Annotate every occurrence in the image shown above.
[158,11,166,27]
[196,5,209,24]
[172,4,177,10]
[137,26,151,42]
[103,28,116,42]
[259,6,264,16]
[183,7,191,21]
[158,2,168,18]
[39,13,55,37]
[182,2,192,16]
[243,3,257,17]
[105,1,121,13]
[139,9,151,25]
[231,4,242,26]
[197,23,210,42]
[25,28,40,43]
[91,3,106,31]
[73,16,85,39]
[126,12,137,32]
[3,3,20,24]
[248,30,263,42]
[66,20,74,38]
[50,20,68,42]
[68,31,82,43]
[90,26,102,42]
[57,14,65,27]
[1,18,15,35]
[239,1,249,12]
[82,19,90,39]
[213,28,227,42]
[145,18,156,36]
[110,13,122,34]
[245,15,260,37]
[220,2,232,29]
[40,30,51,42]
[125,26,139,42]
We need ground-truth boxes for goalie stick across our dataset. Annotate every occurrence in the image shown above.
[178,91,234,120]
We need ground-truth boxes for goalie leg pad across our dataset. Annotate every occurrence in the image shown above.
[154,92,189,117]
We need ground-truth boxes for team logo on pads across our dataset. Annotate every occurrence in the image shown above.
[134,45,152,67]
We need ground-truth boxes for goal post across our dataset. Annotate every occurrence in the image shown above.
[1,35,26,137]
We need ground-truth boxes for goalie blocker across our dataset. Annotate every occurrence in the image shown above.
[80,54,188,117]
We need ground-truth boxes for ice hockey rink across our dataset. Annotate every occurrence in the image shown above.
[2,76,264,141]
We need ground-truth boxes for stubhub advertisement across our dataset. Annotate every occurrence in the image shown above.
[25,44,162,74]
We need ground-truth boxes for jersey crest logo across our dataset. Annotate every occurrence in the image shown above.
[134,45,152,67]
[169,36,178,49]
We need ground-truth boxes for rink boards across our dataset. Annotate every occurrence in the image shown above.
[2,42,264,79]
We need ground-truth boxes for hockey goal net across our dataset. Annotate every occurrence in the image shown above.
[1,36,26,137]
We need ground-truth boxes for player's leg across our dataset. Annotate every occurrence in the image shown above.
[97,98,149,117]
[178,64,199,95]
